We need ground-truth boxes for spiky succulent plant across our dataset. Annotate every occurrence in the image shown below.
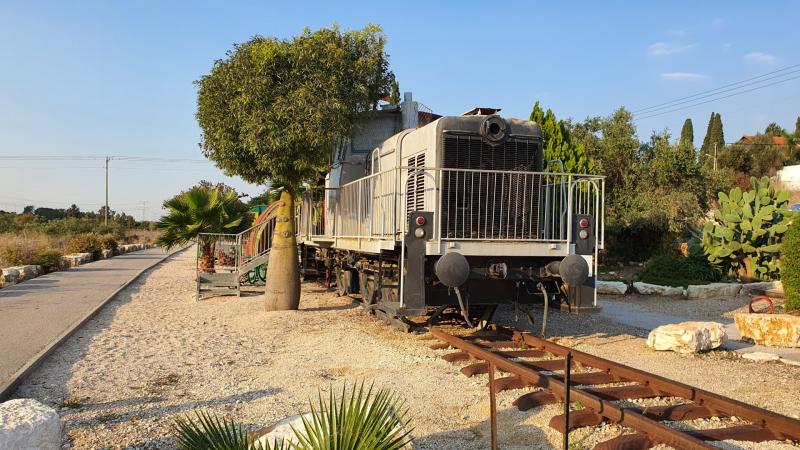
[702,176,794,281]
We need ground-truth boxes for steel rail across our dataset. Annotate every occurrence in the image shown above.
[496,327,800,442]
[430,328,716,450]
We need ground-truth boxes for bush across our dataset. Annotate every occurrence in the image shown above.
[637,253,722,288]
[66,233,102,259]
[100,234,119,252]
[783,220,800,311]
[0,243,63,273]
[32,248,64,272]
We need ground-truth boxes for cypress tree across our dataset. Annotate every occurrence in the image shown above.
[795,116,800,137]
[701,112,715,160]
[529,101,596,174]
[712,113,725,149]
[679,118,694,149]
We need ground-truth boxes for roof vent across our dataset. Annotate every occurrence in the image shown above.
[461,107,502,116]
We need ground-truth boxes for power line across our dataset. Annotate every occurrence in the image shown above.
[632,63,800,114]
[633,74,800,121]
[0,155,211,163]
[633,67,800,116]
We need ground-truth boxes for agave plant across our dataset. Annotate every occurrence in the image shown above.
[702,176,795,281]
[172,382,412,450]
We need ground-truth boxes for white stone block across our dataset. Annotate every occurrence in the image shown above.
[646,321,726,353]
[0,399,61,450]
[632,282,683,296]
[686,283,741,299]
[596,280,628,295]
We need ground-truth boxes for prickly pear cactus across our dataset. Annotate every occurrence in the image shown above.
[702,176,795,281]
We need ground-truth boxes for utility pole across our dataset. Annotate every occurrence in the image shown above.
[105,156,110,226]
[713,142,718,172]
[140,201,147,222]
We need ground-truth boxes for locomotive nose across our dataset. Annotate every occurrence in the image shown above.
[435,252,471,287]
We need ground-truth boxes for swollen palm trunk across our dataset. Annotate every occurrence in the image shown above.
[264,190,301,311]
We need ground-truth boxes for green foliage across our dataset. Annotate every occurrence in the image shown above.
[637,254,722,287]
[100,234,118,251]
[196,24,394,191]
[156,187,246,250]
[702,176,794,281]
[66,233,103,257]
[679,118,694,149]
[388,78,400,106]
[783,219,800,310]
[291,382,412,450]
[529,101,596,174]
[701,112,724,166]
[0,243,62,271]
[173,410,267,450]
[172,382,411,450]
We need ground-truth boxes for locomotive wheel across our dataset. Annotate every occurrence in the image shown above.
[335,267,347,296]
[359,272,378,306]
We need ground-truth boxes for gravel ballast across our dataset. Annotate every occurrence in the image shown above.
[12,249,800,449]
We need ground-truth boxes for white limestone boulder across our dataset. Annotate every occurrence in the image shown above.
[1,268,20,287]
[0,399,61,450]
[62,253,92,267]
[632,282,683,296]
[686,283,741,299]
[596,280,628,295]
[646,321,727,353]
[9,265,42,282]
[740,281,784,297]
[100,249,114,259]
[734,313,800,348]
[741,352,780,363]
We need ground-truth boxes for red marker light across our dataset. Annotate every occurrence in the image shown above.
[416,216,426,226]
[579,218,590,228]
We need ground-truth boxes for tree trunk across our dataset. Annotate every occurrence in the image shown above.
[264,189,301,311]
[200,240,216,273]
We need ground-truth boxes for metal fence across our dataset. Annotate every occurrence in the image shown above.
[298,167,604,247]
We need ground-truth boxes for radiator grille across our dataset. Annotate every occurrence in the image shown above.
[406,153,425,216]
[441,134,542,239]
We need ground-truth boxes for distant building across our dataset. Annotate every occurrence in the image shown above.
[736,135,799,149]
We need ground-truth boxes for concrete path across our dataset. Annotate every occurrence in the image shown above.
[599,298,800,363]
[0,247,184,400]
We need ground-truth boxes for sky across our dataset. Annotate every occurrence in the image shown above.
[1,1,798,220]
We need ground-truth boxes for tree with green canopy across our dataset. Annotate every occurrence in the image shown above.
[679,118,694,150]
[701,112,725,166]
[155,186,246,272]
[195,24,394,310]
[529,101,596,174]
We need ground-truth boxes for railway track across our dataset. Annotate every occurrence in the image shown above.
[430,326,800,450]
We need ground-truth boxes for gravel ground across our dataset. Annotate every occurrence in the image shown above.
[12,248,800,449]
[599,293,752,323]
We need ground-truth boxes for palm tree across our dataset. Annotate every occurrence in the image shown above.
[156,187,245,272]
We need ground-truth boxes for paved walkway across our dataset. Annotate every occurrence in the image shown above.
[0,247,183,399]
[599,298,800,362]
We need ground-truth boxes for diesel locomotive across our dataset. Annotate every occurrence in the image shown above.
[297,96,604,330]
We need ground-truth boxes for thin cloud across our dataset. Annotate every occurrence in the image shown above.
[668,29,687,38]
[744,52,777,64]
[660,72,709,81]
[648,42,697,56]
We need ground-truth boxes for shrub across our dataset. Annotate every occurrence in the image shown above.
[0,241,63,273]
[702,176,794,281]
[637,254,722,287]
[783,220,800,311]
[33,248,64,272]
[66,233,102,259]
[100,234,119,252]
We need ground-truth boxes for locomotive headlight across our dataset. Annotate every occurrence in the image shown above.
[414,228,425,238]
[579,229,589,239]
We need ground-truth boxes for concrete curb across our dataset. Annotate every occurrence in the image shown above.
[0,246,190,402]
